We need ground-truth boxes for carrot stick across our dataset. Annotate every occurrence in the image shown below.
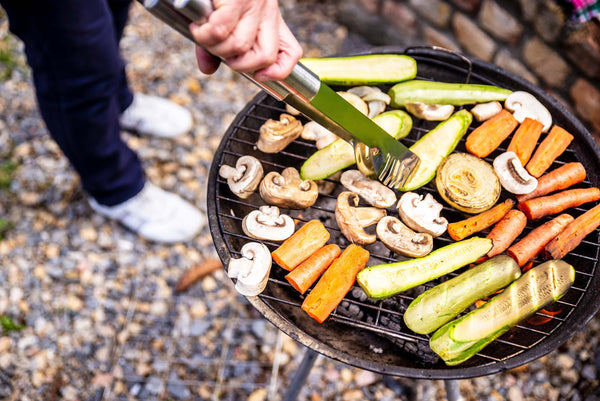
[525,125,574,178]
[301,244,369,323]
[506,117,544,166]
[543,203,600,260]
[465,109,519,158]
[517,187,600,220]
[486,209,527,257]
[285,244,341,294]
[507,214,574,266]
[447,199,515,241]
[272,220,330,271]
[516,162,587,203]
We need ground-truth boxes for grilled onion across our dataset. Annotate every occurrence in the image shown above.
[435,152,500,214]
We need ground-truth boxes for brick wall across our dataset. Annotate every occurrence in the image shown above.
[335,0,600,141]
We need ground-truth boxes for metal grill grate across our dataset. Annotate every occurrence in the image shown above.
[207,48,600,379]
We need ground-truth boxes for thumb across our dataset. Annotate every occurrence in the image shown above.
[195,46,221,75]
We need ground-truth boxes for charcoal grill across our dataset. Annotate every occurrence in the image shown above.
[207,47,600,380]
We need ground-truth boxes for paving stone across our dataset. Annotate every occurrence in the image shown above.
[522,37,571,87]
[478,0,524,44]
[452,11,497,61]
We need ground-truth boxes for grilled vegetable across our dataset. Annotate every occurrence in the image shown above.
[399,110,473,192]
[435,152,501,214]
[300,54,417,86]
[389,80,512,107]
[485,209,527,258]
[543,203,600,260]
[526,125,574,178]
[356,237,492,299]
[371,109,413,139]
[465,109,519,158]
[271,220,330,271]
[302,244,370,323]
[517,187,600,220]
[447,199,514,241]
[430,260,575,366]
[404,255,521,334]
[516,162,587,203]
[285,244,341,294]
[506,117,544,166]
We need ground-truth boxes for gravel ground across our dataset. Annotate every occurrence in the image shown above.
[1,1,600,400]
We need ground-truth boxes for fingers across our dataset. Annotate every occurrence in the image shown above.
[195,46,221,75]
[189,0,302,80]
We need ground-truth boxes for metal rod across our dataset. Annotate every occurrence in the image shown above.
[444,379,464,401]
[282,348,319,401]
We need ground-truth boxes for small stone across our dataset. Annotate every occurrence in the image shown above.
[342,389,364,401]
[507,386,524,401]
[354,369,378,387]
[340,368,353,383]
[0,337,11,353]
[247,388,268,401]
[145,376,164,395]
[557,354,575,369]
[79,226,98,242]
[31,370,45,388]
[581,364,596,381]
[65,294,84,312]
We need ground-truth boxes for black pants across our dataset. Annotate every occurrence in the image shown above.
[1,0,145,206]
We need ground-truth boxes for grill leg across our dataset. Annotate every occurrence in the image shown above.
[444,379,463,401]
[282,348,319,401]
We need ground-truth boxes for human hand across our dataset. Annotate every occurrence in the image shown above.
[190,0,303,81]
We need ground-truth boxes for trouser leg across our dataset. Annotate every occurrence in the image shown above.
[0,0,144,206]
[108,0,135,112]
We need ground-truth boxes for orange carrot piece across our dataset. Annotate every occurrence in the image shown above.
[517,187,600,220]
[301,244,369,323]
[486,209,528,257]
[285,244,341,294]
[507,214,574,266]
[516,162,587,203]
[543,203,600,260]
[525,125,574,178]
[447,199,515,241]
[465,109,519,158]
[272,220,330,271]
[506,117,544,166]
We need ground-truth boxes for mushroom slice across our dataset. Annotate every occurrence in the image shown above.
[228,242,272,296]
[257,113,303,153]
[397,192,448,237]
[242,206,295,241]
[335,191,387,245]
[347,86,391,118]
[337,91,369,116]
[504,91,552,132]
[493,151,538,195]
[218,155,264,199]
[317,171,342,195]
[471,101,502,122]
[301,121,338,149]
[376,216,433,257]
[259,167,319,209]
[405,102,455,121]
[340,169,397,208]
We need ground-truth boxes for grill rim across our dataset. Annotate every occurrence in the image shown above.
[207,46,600,379]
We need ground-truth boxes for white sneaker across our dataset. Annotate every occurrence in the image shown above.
[120,93,193,138]
[88,182,206,243]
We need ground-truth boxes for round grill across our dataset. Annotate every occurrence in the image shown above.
[207,47,600,379]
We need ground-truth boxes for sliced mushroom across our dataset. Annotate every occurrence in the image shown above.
[242,206,295,241]
[471,101,502,122]
[376,216,433,257]
[493,151,538,195]
[405,102,455,121]
[397,192,448,237]
[257,113,303,153]
[301,121,338,149]
[227,242,272,296]
[347,86,391,118]
[218,155,264,199]
[317,171,342,195]
[335,191,387,245]
[285,103,301,116]
[504,91,552,132]
[337,91,369,116]
[340,169,397,208]
[259,167,319,209]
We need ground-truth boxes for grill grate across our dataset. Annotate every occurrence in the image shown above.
[207,48,600,379]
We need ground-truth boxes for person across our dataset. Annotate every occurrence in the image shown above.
[0,0,303,243]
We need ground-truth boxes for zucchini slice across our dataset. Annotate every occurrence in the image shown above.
[430,259,575,366]
[389,80,512,107]
[356,237,492,299]
[372,109,413,140]
[404,255,521,334]
[301,54,417,86]
[300,138,355,181]
[399,109,473,192]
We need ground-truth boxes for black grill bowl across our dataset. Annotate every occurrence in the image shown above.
[207,47,600,379]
